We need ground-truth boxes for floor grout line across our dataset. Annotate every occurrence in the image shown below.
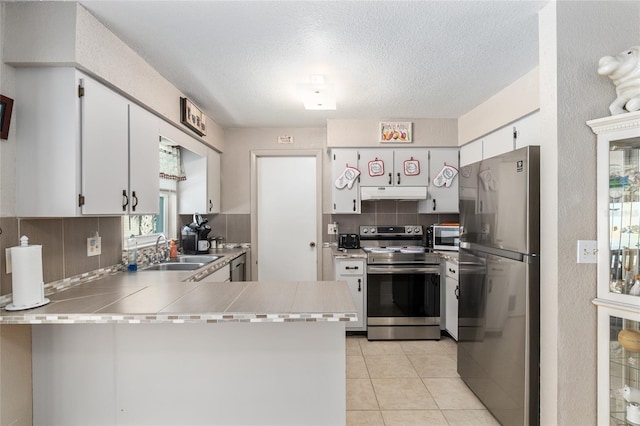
[346,335,499,426]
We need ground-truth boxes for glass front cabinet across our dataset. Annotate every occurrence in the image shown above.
[588,111,640,425]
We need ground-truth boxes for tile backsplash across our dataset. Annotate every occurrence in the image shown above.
[178,213,250,245]
[0,216,122,296]
[0,206,455,296]
[325,200,459,241]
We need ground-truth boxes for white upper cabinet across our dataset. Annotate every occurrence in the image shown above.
[128,103,160,215]
[207,150,221,214]
[419,148,459,213]
[358,148,429,187]
[459,139,483,168]
[178,147,221,215]
[358,149,395,187]
[16,67,159,217]
[393,149,431,186]
[81,78,159,215]
[80,75,129,215]
[331,149,361,214]
[460,111,539,167]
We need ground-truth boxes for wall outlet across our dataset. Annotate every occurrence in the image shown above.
[87,236,101,257]
[577,240,597,264]
[328,224,338,235]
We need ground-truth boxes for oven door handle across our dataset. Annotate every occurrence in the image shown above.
[367,266,440,274]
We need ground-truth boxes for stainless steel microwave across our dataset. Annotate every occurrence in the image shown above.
[427,224,460,251]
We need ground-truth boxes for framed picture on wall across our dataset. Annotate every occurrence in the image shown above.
[379,121,412,143]
[180,97,207,137]
[0,95,14,140]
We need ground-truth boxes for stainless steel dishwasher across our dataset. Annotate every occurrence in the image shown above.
[230,254,246,282]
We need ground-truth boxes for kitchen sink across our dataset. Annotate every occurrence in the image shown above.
[142,262,205,271]
[168,255,221,264]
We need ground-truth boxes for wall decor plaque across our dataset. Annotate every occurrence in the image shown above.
[0,95,14,140]
[180,97,206,136]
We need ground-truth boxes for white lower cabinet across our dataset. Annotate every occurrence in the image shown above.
[444,260,459,341]
[199,264,230,282]
[335,258,366,331]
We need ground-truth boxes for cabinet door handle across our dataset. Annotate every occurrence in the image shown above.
[397,172,401,185]
[388,173,392,185]
[131,191,138,212]
[209,200,213,212]
[358,278,361,292]
[455,286,459,299]
[122,189,129,212]
[309,242,316,247]
[353,199,356,212]
[432,199,437,211]
[345,266,359,270]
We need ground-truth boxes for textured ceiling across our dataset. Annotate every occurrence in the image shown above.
[79,0,548,128]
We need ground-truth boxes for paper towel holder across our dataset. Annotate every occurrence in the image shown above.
[4,235,50,311]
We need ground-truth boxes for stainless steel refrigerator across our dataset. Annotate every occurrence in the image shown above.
[457,146,540,426]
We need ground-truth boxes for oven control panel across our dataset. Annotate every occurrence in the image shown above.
[359,225,423,237]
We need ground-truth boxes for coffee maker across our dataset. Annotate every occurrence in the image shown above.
[182,213,212,254]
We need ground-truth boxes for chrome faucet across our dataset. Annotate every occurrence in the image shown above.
[155,234,168,263]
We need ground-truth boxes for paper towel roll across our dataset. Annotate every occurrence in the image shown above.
[7,237,48,310]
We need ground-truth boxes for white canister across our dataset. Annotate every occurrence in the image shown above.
[628,402,640,424]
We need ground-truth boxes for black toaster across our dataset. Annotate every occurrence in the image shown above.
[338,234,360,249]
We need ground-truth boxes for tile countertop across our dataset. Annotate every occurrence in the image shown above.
[0,248,357,325]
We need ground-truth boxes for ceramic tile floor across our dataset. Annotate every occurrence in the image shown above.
[346,335,500,425]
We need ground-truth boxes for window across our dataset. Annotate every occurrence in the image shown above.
[123,138,182,246]
[123,187,177,247]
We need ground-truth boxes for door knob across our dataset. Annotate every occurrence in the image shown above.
[309,242,316,247]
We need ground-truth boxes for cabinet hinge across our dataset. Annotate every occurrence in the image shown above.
[78,194,85,207]
[78,85,84,98]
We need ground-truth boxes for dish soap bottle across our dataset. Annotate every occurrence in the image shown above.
[169,239,178,259]
[127,234,138,271]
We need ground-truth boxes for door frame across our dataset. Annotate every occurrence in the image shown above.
[250,149,323,281]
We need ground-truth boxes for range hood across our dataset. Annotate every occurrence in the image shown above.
[360,186,427,201]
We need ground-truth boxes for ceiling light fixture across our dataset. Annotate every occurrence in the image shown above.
[298,74,336,111]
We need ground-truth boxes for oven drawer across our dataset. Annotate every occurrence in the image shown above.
[337,260,365,275]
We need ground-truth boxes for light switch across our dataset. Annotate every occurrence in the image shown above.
[577,240,597,264]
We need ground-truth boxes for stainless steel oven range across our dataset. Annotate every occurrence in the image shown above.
[359,225,441,341]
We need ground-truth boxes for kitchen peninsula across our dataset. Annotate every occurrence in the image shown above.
[1,264,356,426]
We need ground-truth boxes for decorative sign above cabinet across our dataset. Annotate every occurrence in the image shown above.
[180,97,206,136]
[0,94,14,140]
[379,121,411,143]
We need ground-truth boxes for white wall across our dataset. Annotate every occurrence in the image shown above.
[327,118,457,147]
[457,68,539,145]
[222,127,327,214]
[4,2,224,153]
[538,2,640,425]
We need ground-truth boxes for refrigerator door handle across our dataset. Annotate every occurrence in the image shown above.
[461,241,537,263]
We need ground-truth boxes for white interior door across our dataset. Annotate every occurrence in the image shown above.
[256,155,318,281]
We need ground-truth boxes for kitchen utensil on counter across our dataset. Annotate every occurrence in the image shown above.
[197,239,211,253]
[338,234,360,249]
[181,226,198,255]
